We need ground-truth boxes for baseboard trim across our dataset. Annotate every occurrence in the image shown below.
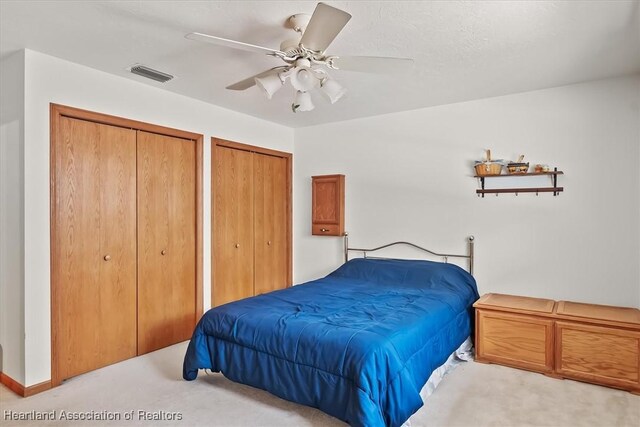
[0,372,52,397]
[24,379,52,397]
[0,372,23,396]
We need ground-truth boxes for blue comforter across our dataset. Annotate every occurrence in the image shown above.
[183,258,478,426]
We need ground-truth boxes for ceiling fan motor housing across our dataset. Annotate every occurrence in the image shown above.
[280,37,303,55]
[287,13,311,34]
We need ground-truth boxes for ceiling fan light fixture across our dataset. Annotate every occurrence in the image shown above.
[186,3,413,113]
[290,67,318,92]
[255,73,284,99]
[320,78,346,104]
[292,91,314,113]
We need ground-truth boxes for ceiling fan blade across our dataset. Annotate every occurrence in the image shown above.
[226,67,288,90]
[330,56,414,73]
[186,32,284,56]
[299,3,352,53]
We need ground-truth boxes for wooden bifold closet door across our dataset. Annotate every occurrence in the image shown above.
[253,153,288,295]
[54,117,138,381]
[137,131,196,354]
[212,141,291,307]
[52,105,201,386]
[213,146,254,305]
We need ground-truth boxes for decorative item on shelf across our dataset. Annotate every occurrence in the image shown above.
[506,155,529,174]
[534,164,550,173]
[474,149,504,176]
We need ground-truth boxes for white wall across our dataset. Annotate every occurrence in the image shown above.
[0,50,25,384]
[7,48,640,387]
[19,49,293,386]
[294,75,640,310]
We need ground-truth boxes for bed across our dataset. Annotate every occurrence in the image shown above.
[183,236,478,427]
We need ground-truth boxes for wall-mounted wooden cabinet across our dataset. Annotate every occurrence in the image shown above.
[312,174,345,236]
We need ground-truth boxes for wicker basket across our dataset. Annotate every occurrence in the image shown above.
[507,163,529,174]
[475,162,502,176]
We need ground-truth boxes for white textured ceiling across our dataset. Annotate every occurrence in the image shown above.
[1,1,639,128]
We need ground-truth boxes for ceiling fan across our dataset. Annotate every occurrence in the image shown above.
[185,2,413,113]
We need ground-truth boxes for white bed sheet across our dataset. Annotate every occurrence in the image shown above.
[404,337,474,426]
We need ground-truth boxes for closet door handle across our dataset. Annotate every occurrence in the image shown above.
[235,243,240,249]
[104,255,111,261]
[267,241,272,246]
[161,250,167,256]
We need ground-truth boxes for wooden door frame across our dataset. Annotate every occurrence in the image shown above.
[50,103,204,387]
[211,138,293,307]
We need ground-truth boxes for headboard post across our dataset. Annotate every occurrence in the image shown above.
[344,232,349,263]
[468,236,475,275]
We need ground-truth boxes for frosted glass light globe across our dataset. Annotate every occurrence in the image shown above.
[292,91,314,112]
[290,67,318,92]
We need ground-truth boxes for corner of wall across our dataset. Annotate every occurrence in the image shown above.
[0,49,26,385]
[636,75,640,309]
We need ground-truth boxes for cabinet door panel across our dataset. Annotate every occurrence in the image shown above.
[137,131,196,354]
[476,310,554,373]
[213,146,254,306]
[254,153,288,294]
[54,117,137,381]
[312,175,344,236]
[556,321,640,388]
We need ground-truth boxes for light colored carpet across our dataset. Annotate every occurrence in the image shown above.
[1,342,638,427]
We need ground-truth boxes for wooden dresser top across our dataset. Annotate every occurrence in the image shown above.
[556,301,640,327]
[474,293,555,315]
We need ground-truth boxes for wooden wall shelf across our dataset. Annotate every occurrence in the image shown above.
[477,187,564,195]
[475,169,564,197]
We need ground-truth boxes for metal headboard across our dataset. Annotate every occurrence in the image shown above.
[343,233,475,275]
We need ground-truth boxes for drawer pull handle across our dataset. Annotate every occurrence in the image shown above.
[104,255,111,261]
[235,243,240,248]
[321,228,330,232]
[161,250,167,256]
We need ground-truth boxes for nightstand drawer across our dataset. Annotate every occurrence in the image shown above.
[476,310,554,373]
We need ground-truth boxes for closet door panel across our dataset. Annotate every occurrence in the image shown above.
[254,153,288,295]
[137,131,196,354]
[213,146,254,306]
[54,117,137,381]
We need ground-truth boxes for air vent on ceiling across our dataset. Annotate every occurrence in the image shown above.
[129,64,174,83]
